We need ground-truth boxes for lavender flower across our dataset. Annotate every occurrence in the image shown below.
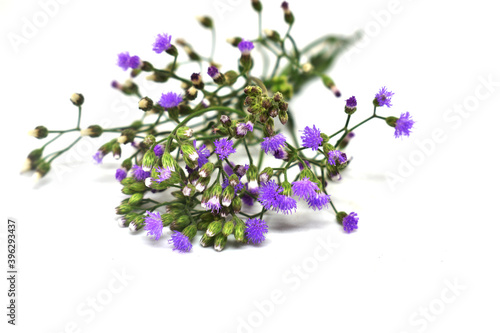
[375,86,394,108]
[214,138,236,160]
[153,166,174,183]
[236,121,254,137]
[242,183,259,206]
[346,96,357,109]
[117,52,141,71]
[301,125,323,151]
[245,218,268,244]
[169,231,193,253]
[307,192,331,211]
[115,168,127,182]
[207,66,220,78]
[292,177,320,200]
[196,143,211,168]
[327,150,347,166]
[205,195,221,213]
[343,212,359,233]
[154,144,165,157]
[261,133,287,154]
[273,148,288,160]
[93,151,104,165]
[238,40,255,55]
[276,195,297,215]
[258,180,283,211]
[158,92,183,109]
[131,164,151,181]
[394,112,415,138]
[144,211,163,240]
[152,33,172,53]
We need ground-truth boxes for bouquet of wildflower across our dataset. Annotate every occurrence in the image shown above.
[21,1,414,252]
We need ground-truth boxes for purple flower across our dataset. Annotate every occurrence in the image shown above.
[343,212,359,233]
[153,166,174,183]
[205,195,221,213]
[346,96,357,109]
[152,33,172,53]
[242,183,259,206]
[158,92,183,109]
[327,150,347,166]
[117,52,141,71]
[169,231,193,253]
[258,180,283,211]
[245,218,268,244]
[207,66,220,78]
[196,143,211,168]
[298,160,311,171]
[144,211,163,240]
[292,177,320,200]
[238,40,255,55]
[276,195,297,215]
[307,192,331,211]
[93,151,104,165]
[261,133,287,154]
[236,121,254,137]
[375,86,394,108]
[115,168,127,182]
[154,144,165,157]
[131,164,151,181]
[394,112,415,138]
[273,148,288,160]
[301,125,323,151]
[214,138,236,160]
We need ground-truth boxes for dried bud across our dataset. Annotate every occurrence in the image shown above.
[196,16,213,29]
[264,29,281,42]
[190,73,205,89]
[251,0,262,12]
[138,97,153,111]
[70,93,84,106]
[117,129,136,144]
[80,125,103,138]
[185,86,198,101]
[226,37,242,47]
[28,126,48,139]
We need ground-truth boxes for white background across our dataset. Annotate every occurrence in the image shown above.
[1,0,499,332]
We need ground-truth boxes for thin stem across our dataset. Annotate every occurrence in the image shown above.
[243,137,253,165]
[47,137,82,163]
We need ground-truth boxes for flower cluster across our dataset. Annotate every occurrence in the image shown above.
[23,2,415,253]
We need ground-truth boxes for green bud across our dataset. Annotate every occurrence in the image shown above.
[182,225,198,241]
[247,165,258,181]
[281,2,294,24]
[222,186,235,207]
[226,37,242,47]
[120,177,135,185]
[128,182,147,193]
[386,116,398,128]
[185,86,198,101]
[162,152,176,169]
[278,109,288,125]
[251,0,262,12]
[141,149,156,172]
[258,167,273,184]
[199,162,215,178]
[196,16,213,29]
[121,80,139,96]
[177,126,194,141]
[116,203,133,215]
[200,212,215,223]
[244,85,262,97]
[264,29,281,42]
[228,174,240,187]
[140,61,154,72]
[206,220,223,237]
[200,234,215,247]
[265,118,275,136]
[118,129,136,144]
[112,142,121,159]
[81,125,103,138]
[28,126,48,139]
[161,214,174,226]
[232,196,242,213]
[170,215,191,231]
[234,217,246,243]
[214,234,228,252]
[225,70,239,86]
[320,133,330,144]
[129,215,145,231]
[322,143,335,155]
[22,148,43,173]
[128,193,143,206]
[70,93,84,106]
[121,158,132,171]
[222,220,235,236]
[197,221,210,231]
[166,44,178,57]
[336,211,348,225]
[281,181,293,197]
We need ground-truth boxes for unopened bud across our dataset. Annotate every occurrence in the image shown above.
[70,93,84,106]
[138,97,154,111]
[80,125,103,138]
[28,126,48,139]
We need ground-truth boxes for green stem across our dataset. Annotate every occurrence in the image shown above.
[243,137,253,165]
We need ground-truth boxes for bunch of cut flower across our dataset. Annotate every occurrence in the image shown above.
[22,1,414,252]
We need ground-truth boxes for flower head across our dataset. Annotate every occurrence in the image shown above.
[206,195,221,213]
[153,166,174,183]
[245,218,269,244]
[261,133,287,154]
[258,180,283,211]
[343,212,359,233]
[169,231,193,253]
[236,121,254,137]
[117,52,141,71]
[394,112,415,138]
[144,211,163,240]
[158,92,183,109]
[131,164,151,181]
[195,142,211,168]
[214,138,236,160]
[207,66,220,78]
[153,144,165,157]
[375,86,394,108]
[273,147,288,160]
[115,168,127,182]
[276,195,297,215]
[301,125,323,151]
[93,151,104,165]
[327,150,347,166]
[307,192,331,211]
[346,96,357,109]
[238,40,255,55]
[292,177,320,200]
[152,33,172,53]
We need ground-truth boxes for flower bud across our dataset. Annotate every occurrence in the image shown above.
[222,186,235,207]
[177,126,194,140]
[170,215,190,231]
[166,44,178,57]
[321,75,341,97]
[320,133,330,144]
[28,126,48,139]
[183,45,200,61]
[33,161,50,183]
[138,97,154,111]
[259,167,273,185]
[197,221,210,231]
[182,184,196,197]
[117,129,136,144]
[80,125,103,138]
[116,203,133,215]
[232,196,242,213]
[190,73,204,89]
[222,219,235,236]
[182,225,198,242]
[244,85,262,97]
[121,158,132,171]
[228,174,240,187]
[247,165,258,181]
[278,109,288,125]
[185,86,198,101]
[281,1,294,25]
[336,211,348,225]
[141,149,156,172]
[161,213,175,227]
[140,61,154,72]
[112,142,121,159]
[264,29,281,42]
[251,0,262,12]
[70,93,84,106]
[200,234,215,247]
[128,192,143,206]
[143,135,156,148]
[196,16,213,29]
[195,177,210,192]
[21,148,43,173]
[206,220,223,237]
[265,118,275,136]
[225,70,239,86]
[345,96,357,115]
[199,162,215,178]
[220,115,231,128]
[162,152,177,170]
[338,132,355,150]
[385,116,398,128]
[214,234,228,252]
[234,217,246,243]
[226,37,242,47]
